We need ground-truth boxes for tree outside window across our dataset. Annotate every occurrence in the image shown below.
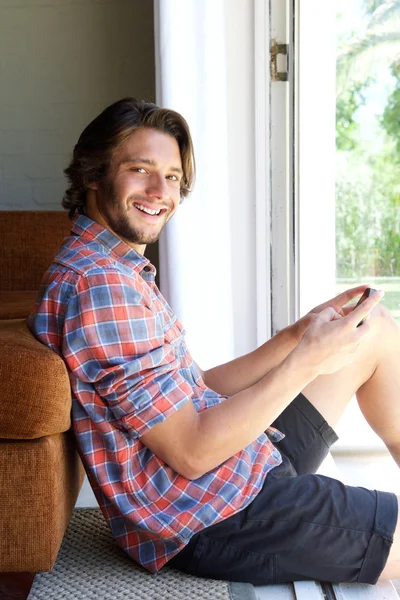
[335,0,400,321]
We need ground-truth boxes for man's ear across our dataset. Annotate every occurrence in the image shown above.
[87,181,99,191]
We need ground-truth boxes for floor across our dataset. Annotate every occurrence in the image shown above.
[254,581,400,599]
[75,476,98,508]
[330,399,400,495]
[333,450,400,494]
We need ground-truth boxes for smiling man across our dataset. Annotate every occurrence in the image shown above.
[86,126,183,250]
[28,97,400,585]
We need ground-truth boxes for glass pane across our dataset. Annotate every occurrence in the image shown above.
[335,0,400,322]
[333,0,400,461]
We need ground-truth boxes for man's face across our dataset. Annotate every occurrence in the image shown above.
[90,127,183,254]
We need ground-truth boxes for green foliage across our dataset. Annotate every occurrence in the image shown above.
[336,140,400,278]
[362,0,386,15]
[336,1,400,98]
[335,0,400,281]
[380,62,400,159]
[336,80,372,151]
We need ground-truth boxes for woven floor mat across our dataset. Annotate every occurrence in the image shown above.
[29,508,255,600]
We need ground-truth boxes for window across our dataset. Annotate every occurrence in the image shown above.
[271,0,400,491]
[334,0,400,455]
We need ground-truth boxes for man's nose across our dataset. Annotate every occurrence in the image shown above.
[146,173,169,199]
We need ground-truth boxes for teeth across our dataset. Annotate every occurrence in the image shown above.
[134,203,161,216]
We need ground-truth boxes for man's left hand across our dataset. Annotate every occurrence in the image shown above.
[291,284,370,345]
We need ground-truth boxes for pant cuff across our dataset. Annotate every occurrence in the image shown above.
[358,490,398,584]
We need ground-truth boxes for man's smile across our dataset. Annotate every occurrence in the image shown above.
[132,201,168,221]
[134,203,161,216]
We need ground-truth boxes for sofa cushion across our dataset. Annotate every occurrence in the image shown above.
[0,291,38,319]
[0,319,72,439]
[0,210,71,292]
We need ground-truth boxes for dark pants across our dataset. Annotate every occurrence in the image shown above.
[168,393,398,585]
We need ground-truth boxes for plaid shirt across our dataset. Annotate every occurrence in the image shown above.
[28,214,283,573]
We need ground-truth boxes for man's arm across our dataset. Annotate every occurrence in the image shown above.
[199,285,370,396]
[200,326,297,396]
[142,343,314,479]
[141,291,380,480]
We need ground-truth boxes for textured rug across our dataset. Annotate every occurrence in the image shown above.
[29,509,256,600]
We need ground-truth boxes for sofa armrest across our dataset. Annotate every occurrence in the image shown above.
[0,319,72,440]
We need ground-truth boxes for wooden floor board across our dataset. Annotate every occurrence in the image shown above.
[254,583,296,599]
[293,581,326,599]
[332,580,398,599]
[255,580,399,599]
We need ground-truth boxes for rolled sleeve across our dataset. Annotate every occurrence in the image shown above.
[122,370,193,438]
[62,268,193,437]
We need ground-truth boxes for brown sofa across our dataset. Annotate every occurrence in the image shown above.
[0,211,85,599]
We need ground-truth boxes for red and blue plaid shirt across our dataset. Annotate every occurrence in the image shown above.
[28,214,283,573]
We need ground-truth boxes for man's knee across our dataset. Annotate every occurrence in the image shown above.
[360,301,398,359]
[372,302,397,330]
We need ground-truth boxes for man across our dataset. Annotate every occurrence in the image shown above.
[28,97,399,585]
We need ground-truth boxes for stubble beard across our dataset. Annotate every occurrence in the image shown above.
[100,180,168,246]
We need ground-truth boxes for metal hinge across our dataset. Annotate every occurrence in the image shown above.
[270,40,289,81]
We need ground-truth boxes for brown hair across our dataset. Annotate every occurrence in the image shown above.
[62,97,195,218]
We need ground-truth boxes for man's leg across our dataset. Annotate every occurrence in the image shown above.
[302,303,400,466]
[170,305,400,583]
[169,382,398,584]
[300,302,400,578]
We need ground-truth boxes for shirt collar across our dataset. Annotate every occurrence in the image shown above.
[71,213,156,275]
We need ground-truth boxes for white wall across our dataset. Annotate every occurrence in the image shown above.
[0,0,155,210]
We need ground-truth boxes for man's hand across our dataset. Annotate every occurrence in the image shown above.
[292,289,384,376]
[291,285,371,345]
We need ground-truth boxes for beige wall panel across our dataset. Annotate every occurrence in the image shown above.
[0,0,155,210]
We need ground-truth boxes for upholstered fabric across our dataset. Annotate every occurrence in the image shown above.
[0,211,71,292]
[0,291,38,319]
[0,432,85,572]
[0,319,72,439]
[0,210,84,574]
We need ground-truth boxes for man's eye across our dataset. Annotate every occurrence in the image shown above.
[132,167,146,173]
[167,175,179,182]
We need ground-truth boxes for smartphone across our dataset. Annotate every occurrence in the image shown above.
[354,287,377,326]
